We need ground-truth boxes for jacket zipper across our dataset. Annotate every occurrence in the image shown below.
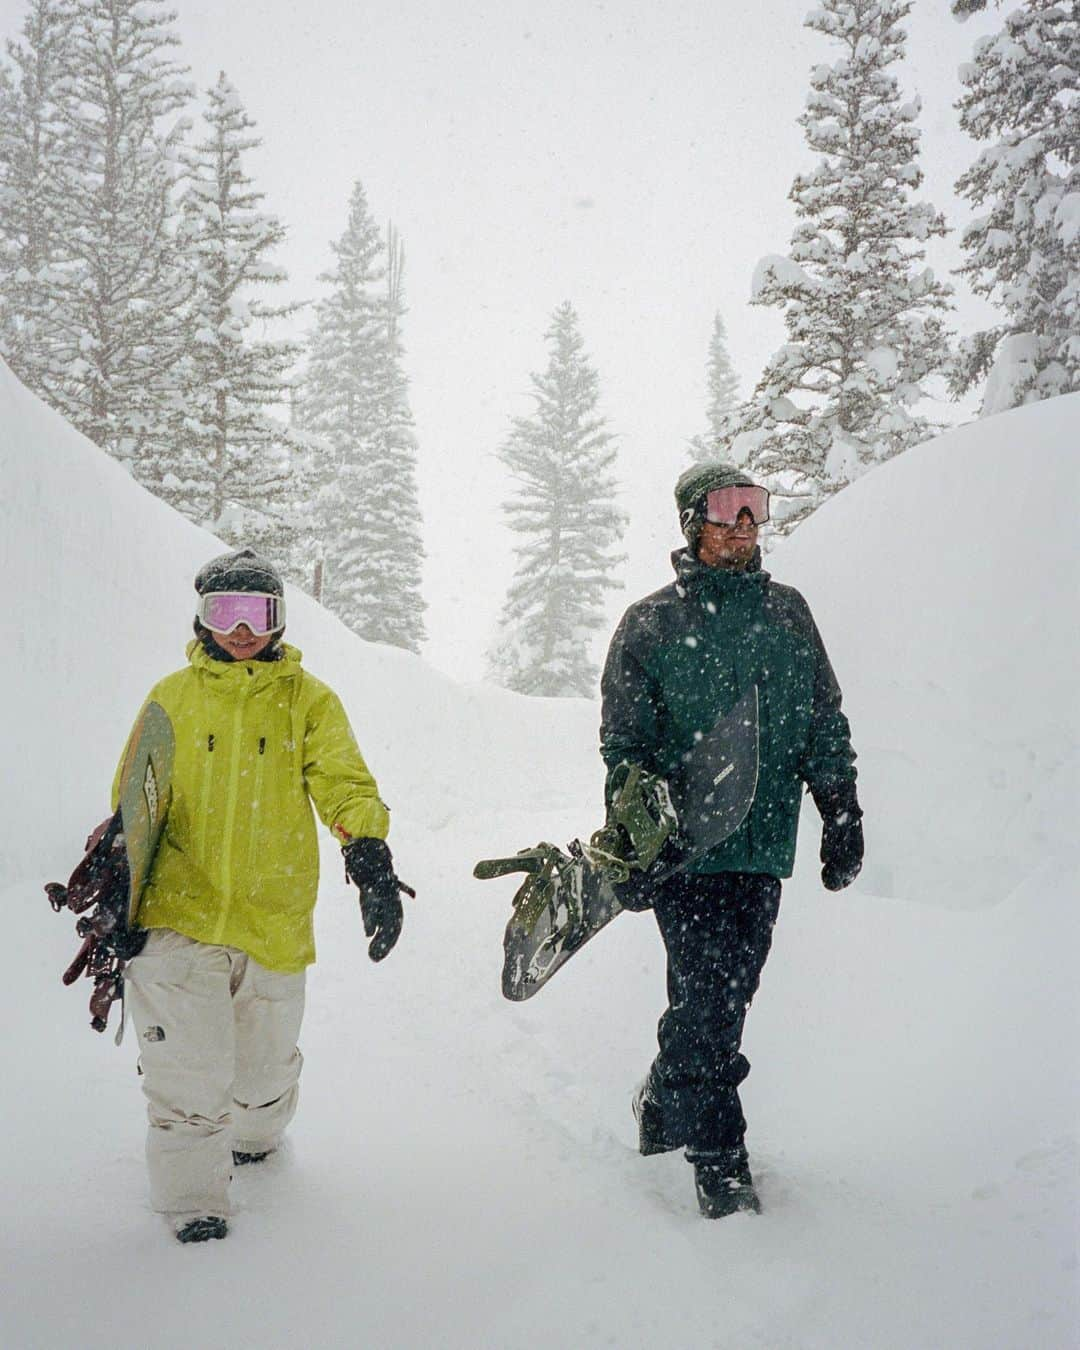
[211,687,250,944]
[246,735,268,874]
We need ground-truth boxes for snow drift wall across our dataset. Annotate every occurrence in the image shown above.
[769,394,1079,908]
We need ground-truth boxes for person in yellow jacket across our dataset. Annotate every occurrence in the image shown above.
[119,548,410,1244]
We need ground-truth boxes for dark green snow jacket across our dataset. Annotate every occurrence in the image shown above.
[600,549,856,879]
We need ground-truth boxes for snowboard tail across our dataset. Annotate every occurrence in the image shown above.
[477,685,759,1001]
[46,701,175,1034]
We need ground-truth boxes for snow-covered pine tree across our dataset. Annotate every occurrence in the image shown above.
[300,183,426,651]
[725,0,952,534]
[688,311,741,458]
[704,311,741,442]
[372,220,426,648]
[174,73,311,581]
[489,302,625,698]
[952,0,1080,413]
[44,0,192,473]
[0,1,74,399]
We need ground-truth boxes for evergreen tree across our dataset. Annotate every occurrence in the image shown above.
[489,302,624,698]
[301,183,426,651]
[44,0,192,472]
[174,73,311,579]
[689,311,741,458]
[372,220,426,648]
[0,0,74,399]
[726,0,952,534]
[952,0,1080,413]
[704,311,740,442]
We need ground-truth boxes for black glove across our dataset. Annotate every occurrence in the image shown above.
[342,838,413,961]
[813,781,864,892]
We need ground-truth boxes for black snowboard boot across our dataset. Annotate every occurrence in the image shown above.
[176,1216,228,1244]
[632,1079,684,1156]
[232,1149,273,1166]
[692,1149,761,1218]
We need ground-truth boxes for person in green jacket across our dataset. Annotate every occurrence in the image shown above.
[601,463,863,1218]
[119,548,410,1244]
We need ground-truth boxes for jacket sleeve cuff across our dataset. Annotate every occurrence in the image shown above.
[331,798,391,843]
[810,778,861,822]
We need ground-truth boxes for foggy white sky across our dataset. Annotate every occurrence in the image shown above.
[2,0,1003,680]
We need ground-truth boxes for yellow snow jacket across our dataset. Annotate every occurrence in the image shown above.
[112,640,389,973]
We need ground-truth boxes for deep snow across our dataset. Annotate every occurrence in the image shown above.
[1,362,1076,1349]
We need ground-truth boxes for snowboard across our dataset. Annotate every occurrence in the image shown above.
[45,700,175,1033]
[476,684,759,1001]
[114,699,175,925]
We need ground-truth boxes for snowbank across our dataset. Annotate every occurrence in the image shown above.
[770,391,1080,909]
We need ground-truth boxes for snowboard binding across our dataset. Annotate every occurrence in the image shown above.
[476,765,678,1000]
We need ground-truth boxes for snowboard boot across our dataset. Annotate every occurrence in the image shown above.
[175,1216,228,1244]
[232,1149,273,1166]
[692,1149,761,1219]
[632,1078,684,1156]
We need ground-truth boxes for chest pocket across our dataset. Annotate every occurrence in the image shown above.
[755,625,817,765]
[666,640,740,731]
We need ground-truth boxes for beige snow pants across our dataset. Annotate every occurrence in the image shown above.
[124,929,305,1221]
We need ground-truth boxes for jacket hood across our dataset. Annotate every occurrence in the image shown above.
[192,621,289,665]
[671,546,767,594]
[186,638,304,677]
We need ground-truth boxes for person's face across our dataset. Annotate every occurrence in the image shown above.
[209,623,276,660]
[696,507,759,569]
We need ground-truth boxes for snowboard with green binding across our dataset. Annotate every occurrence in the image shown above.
[476,685,759,1001]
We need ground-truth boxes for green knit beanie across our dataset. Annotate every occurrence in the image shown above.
[674,461,757,547]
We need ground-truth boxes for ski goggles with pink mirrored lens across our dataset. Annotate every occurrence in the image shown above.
[197,591,286,635]
[704,484,770,526]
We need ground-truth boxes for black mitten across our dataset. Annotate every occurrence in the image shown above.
[813,781,864,892]
[342,838,412,961]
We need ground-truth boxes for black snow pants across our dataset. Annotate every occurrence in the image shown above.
[645,870,781,1162]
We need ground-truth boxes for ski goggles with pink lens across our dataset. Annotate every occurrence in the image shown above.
[197,591,286,635]
[704,484,770,527]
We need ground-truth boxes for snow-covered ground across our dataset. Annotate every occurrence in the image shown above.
[2,361,1077,1348]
